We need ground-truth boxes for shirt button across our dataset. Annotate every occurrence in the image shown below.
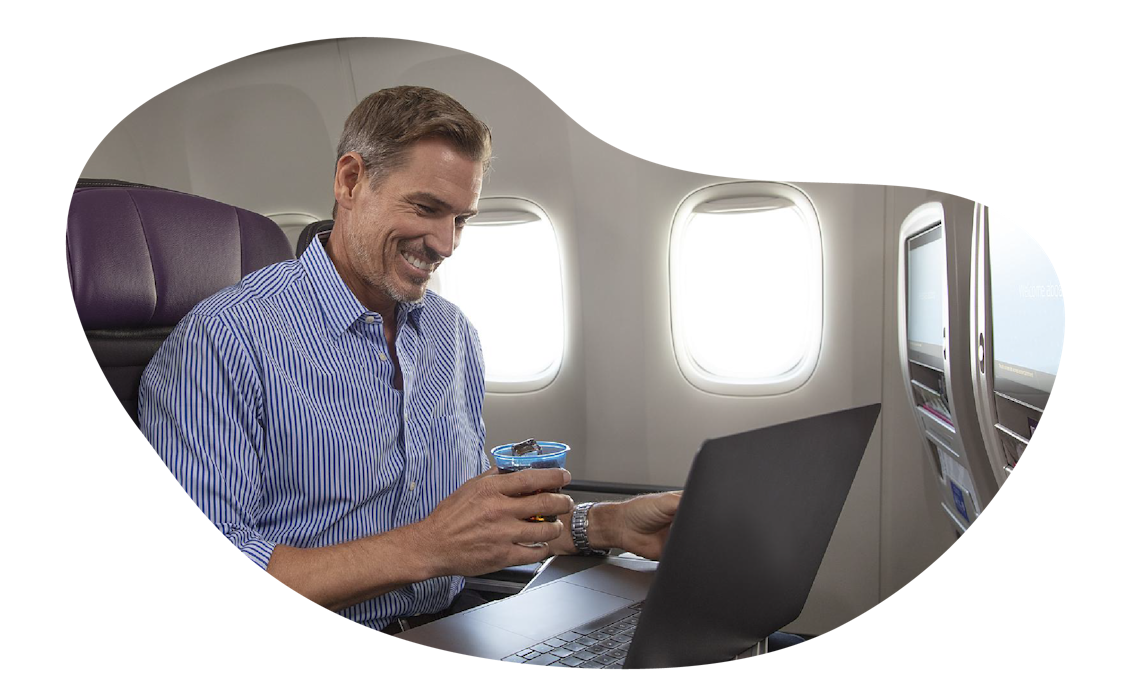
[408,481,417,490]
[378,354,387,362]
[365,316,375,324]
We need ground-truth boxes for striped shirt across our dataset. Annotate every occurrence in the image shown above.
[138,236,490,631]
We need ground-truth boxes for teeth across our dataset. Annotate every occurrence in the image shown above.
[402,251,432,272]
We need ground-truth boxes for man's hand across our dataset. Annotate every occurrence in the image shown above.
[409,468,574,578]
[589,492,682,561]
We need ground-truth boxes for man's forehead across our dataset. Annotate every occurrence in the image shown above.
[394,139,482,203]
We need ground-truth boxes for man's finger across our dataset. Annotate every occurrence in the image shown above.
[507,542,551,567]
[505,492,573,521]
[492,467,571,496]
[512,519,563,545]
[657,491,682,515]
[471,466,501,480]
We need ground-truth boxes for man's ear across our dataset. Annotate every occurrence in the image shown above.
[333,152,366,214]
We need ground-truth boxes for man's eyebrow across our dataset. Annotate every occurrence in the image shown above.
[407,192,478,218]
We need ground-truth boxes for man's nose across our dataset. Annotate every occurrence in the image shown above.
[424,219,458,259]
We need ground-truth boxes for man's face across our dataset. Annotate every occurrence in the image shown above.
[340,137,482,306]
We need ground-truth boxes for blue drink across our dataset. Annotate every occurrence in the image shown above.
[491,441,570,522]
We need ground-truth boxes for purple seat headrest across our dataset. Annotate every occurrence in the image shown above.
[67,186,293,329]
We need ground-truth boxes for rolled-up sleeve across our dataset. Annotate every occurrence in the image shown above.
[138,313,275,569]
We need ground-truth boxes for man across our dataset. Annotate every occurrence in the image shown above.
[139,86,680,633]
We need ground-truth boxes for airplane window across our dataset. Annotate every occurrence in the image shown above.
[670,183,823,395]
[438,197,565,392]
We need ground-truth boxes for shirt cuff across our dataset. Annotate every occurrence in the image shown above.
[221,525,277,571]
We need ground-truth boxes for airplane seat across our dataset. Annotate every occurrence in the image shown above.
[464,561,547,599]
[295,218,333,257]
[67,179,293,424]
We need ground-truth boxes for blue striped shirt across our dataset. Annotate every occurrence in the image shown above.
[138,236,490,631]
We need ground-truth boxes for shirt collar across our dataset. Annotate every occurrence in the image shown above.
[301,231,424,337]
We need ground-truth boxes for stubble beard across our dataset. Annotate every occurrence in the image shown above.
[347,226,426,304]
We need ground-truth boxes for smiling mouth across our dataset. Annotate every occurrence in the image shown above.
[401,250,437,274]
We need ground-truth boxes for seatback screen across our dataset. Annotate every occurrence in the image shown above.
[989,211,1064,411]
[906,224,946,368]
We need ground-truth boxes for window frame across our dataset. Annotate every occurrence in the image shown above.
[441,195,566,394]
[668,181,824,396]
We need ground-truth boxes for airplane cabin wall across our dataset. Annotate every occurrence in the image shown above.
[79,38,959,637]
[881,187,961,599]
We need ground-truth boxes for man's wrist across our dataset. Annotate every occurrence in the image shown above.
[397,519,446,581]
[571,502,607,555]
[584,501,622,552]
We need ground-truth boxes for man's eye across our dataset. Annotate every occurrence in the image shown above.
[415,203,436,215]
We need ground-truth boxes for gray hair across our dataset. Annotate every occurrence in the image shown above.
[332,86,492,218]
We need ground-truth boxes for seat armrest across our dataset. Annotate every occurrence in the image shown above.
[464,561,546,596]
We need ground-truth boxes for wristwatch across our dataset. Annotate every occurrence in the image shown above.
[571,502,608,556]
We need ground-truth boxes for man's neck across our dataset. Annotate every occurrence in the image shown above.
[323,228,399,329]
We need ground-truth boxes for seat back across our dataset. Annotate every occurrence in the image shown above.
[295,218,334,257]
[67,180,293,423]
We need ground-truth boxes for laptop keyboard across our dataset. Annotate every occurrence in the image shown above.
[500,602,642,668]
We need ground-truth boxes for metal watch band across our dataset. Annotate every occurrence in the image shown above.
[571,501,607,556]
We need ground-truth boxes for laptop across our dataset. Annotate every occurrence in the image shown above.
[398,404,881,668]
